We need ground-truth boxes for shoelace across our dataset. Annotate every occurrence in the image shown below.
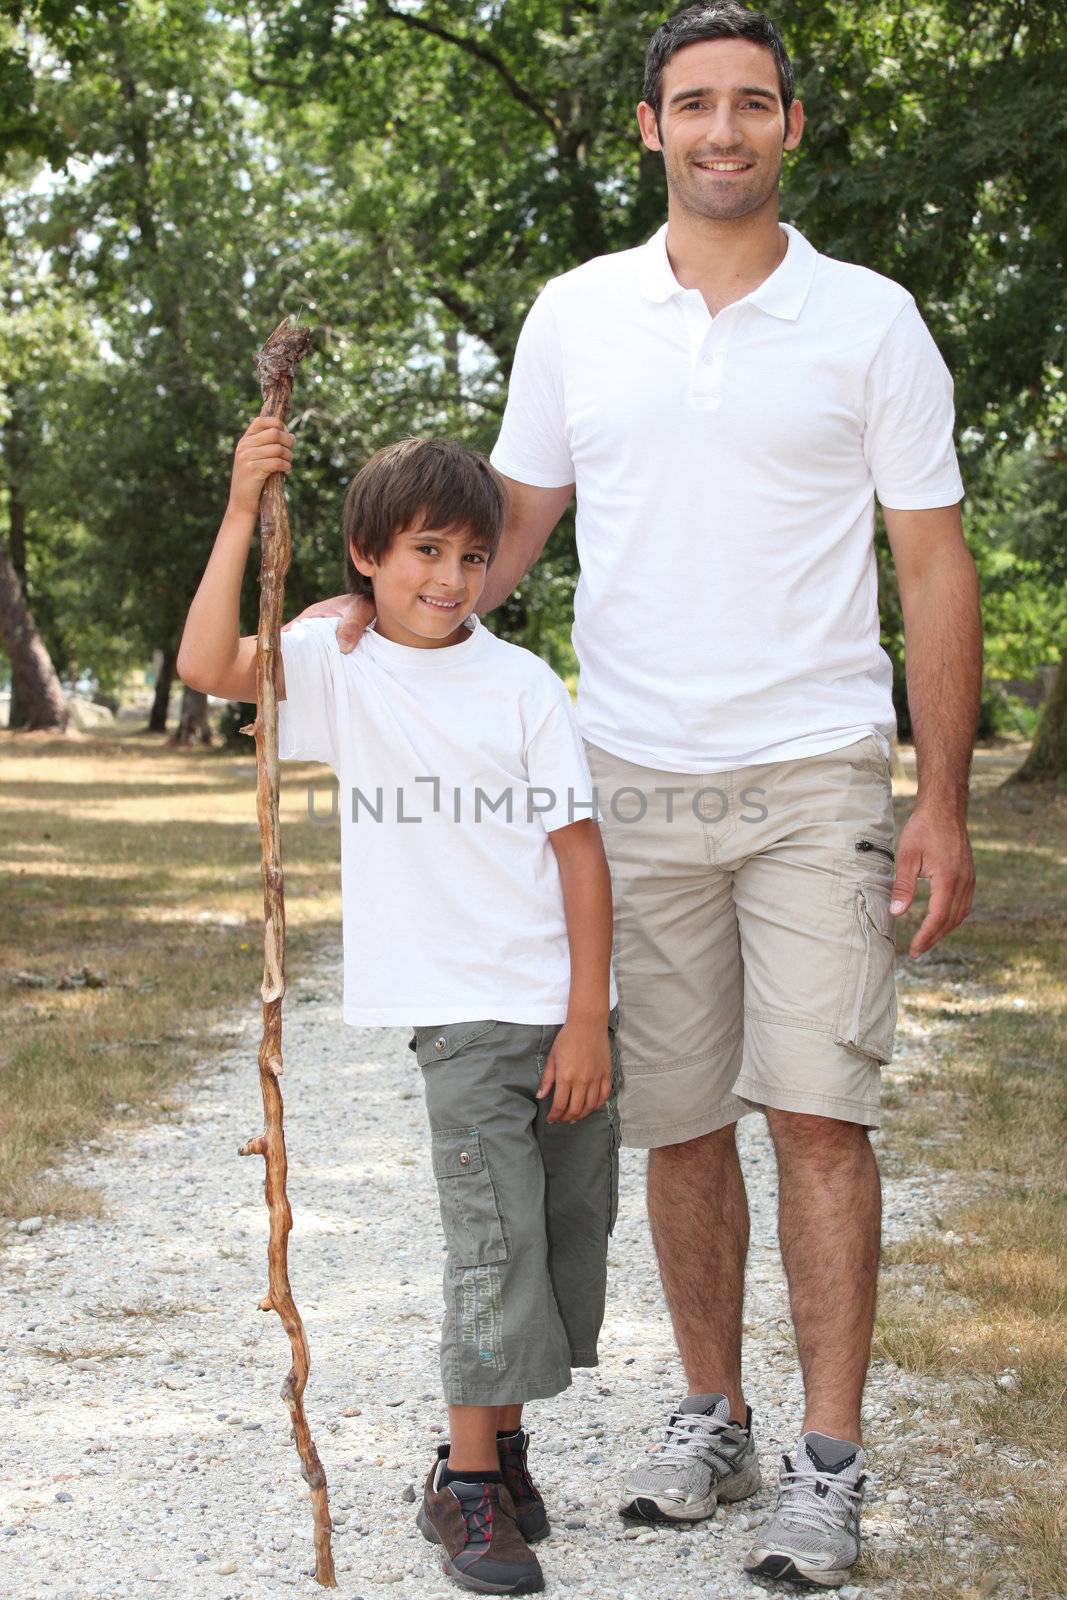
[651,1410,739,1473]
[508,1451,538,1503]
[775,1461,863,1534]
[457,1485,494,1548]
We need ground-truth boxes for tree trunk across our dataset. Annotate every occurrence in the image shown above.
[1010,648,1067,783]
[6,485,31,729]
[171,682,213,746]
[0,540,69,733]
[148,644,176,732]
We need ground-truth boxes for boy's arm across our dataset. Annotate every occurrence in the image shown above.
[537,818,615,1124]
[176,418,294,701]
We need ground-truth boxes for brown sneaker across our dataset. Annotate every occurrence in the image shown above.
[497,1429,550,1544]
[417,1452,545,1594]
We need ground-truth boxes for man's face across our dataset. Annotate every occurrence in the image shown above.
[351,522,491,649]
[637,38,803,222]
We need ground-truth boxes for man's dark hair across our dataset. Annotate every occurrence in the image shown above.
[342,437,508,600]
[642,2,795,126]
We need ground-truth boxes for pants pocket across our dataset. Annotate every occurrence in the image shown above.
[607,1112,620,1236]
[833,884,898,1063]
[431,1127,510,1267]
[606,1017,621,1235]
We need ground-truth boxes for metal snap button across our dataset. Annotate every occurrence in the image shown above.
[459,1151,471,1166]
[434,1036,446,1051]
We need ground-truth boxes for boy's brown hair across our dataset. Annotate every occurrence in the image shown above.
[342,437,509,600]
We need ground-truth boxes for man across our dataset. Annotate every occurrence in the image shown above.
[292,3,980,1586]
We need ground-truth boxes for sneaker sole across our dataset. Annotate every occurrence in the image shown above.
[618,1458,762,1524]
[618,1492,717,1523]
[743,1549,854,1588]
[417,1506,545,1595]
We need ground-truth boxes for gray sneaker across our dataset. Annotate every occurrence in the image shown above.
[619,1393,761,1523]
[743,1432,866,1588]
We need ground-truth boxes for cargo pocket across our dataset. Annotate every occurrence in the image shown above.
[430,1127,510,1267]
[833,884,898,1063]
[606,1010,621,1235]
[606,1110,621,1237]
[411,1019,496,1066]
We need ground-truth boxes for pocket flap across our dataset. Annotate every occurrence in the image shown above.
[431,1128,486,1179]
[412,1019,496,1067]
[860,884,895,940]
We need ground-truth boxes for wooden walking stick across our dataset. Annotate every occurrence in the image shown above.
[237,315,337,1588]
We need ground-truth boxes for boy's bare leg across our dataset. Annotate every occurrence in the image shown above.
[646,1122,749,1419]
[448,1404,524,1471]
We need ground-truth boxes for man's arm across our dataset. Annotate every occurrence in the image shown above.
[283,475,574,649]
[475,475,574,615]
[536,818,615,1124]
[883,501,981,956]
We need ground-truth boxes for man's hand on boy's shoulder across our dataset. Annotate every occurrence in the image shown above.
[537,1017,613,1125]
[282,593,374,654]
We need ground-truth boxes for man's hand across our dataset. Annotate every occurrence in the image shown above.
[890,804,975,958]
[282,592,375,653]
[536,1019,613,1124]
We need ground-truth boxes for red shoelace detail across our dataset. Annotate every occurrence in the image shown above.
[460,1486,494,1547]
[507,1447,539,1503]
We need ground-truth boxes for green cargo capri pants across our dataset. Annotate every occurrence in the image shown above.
[408,1005,621,1406]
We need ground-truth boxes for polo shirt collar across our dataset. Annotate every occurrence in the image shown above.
[638,219,818,321]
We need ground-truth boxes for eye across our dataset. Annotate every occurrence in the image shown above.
[416,543,439,555]
[464,552,487,564]
[742,99,771,111]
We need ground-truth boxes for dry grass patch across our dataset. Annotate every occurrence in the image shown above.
[870,743,1066,1596]
[0,727,342,1228]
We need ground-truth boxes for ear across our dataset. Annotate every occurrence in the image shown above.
[784,97,804,153]
[349,537,376,581]
[636,100,663,152]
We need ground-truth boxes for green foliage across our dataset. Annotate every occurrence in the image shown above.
[0,0,1064,731]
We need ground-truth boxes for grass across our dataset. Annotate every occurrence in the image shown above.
[1,723,1064,1592]
[866,742,1067,1597]
[0,719,341,1225]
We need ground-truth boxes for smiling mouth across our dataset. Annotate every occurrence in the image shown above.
[695,160,753,173]
[419,596,460,611]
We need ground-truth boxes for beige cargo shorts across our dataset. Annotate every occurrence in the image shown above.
[583,734,898,1147]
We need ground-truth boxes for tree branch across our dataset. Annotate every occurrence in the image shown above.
[428,277,509,368]
[372,3,559,136]
[240,7,307,94]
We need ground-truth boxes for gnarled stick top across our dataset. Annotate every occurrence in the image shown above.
[255,317,312,397]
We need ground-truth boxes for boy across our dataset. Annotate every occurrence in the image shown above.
[177,417,620,1597]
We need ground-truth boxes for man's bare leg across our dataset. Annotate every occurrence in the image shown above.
[646,1122,749,1418]
[765,1109,881,1445]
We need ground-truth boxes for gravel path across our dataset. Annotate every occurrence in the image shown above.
[1,950,979,1600]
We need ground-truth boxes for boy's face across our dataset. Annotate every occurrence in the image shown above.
[350,522,492,649]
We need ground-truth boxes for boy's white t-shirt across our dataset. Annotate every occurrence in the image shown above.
[277,611,618,1026]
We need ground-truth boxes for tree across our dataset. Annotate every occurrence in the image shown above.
[0,185,99,732]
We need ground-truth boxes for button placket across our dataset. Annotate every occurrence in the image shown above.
[691,305,738,407]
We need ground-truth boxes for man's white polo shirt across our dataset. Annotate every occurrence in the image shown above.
[490,221,965,773]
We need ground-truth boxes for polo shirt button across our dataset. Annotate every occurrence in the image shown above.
[434,1035,446,1051]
